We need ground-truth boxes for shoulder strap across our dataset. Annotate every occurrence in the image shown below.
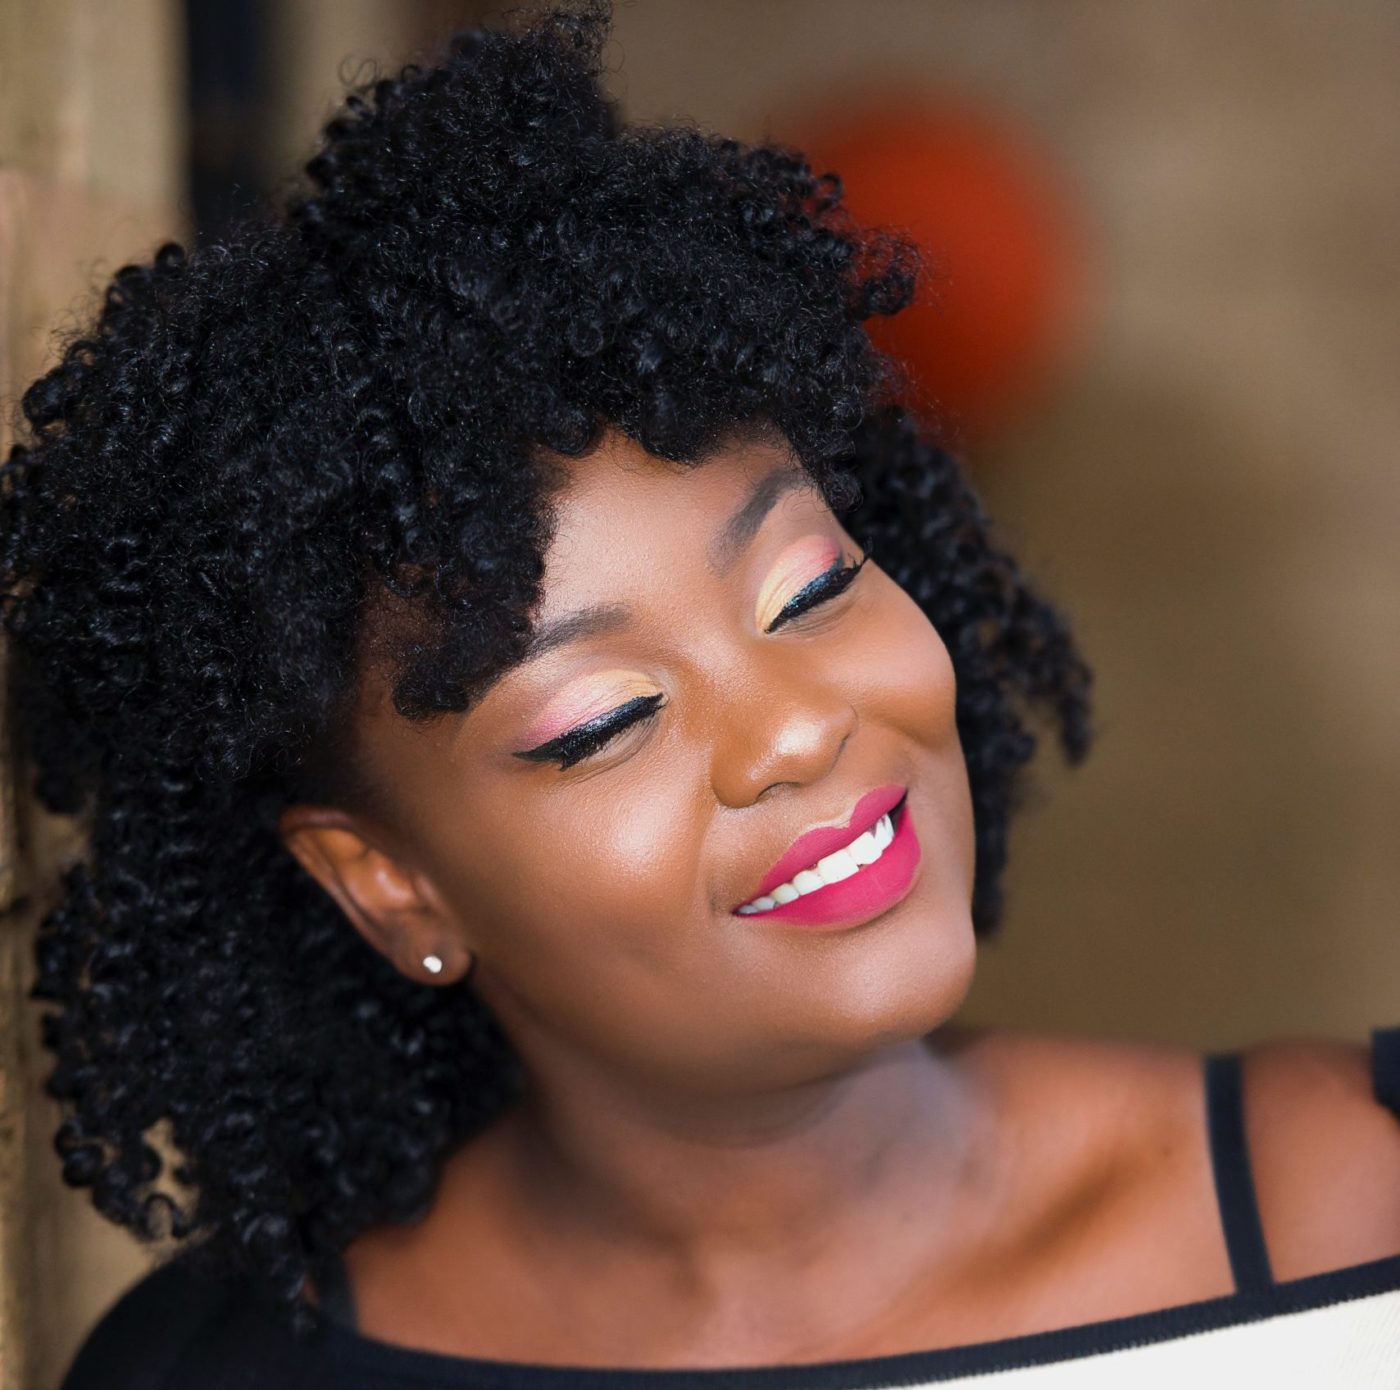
[1203,1050,1275,1293]
[314,1249,358,1331]
[1371,1024,1400,1118]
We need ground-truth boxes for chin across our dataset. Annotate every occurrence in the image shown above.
[851,902,978,1046]
[770,894,978,1066]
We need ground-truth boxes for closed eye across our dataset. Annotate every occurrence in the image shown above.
[764,554,868,635]
[514,692,666,770]
[515,551,867,771]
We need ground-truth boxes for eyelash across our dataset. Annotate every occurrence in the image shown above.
[520,553,868,770]
[764,554,867,635]
[515,693,668,770]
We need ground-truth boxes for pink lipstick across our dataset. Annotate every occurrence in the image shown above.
[733,784,922,930]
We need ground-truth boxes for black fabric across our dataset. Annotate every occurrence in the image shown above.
[315,1248,357,1330]
[57,1253,340,1389]
[1370,1024,1400,1119]
[1203,1050,1275,1293]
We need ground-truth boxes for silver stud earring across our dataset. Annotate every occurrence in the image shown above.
[422,954,443,974]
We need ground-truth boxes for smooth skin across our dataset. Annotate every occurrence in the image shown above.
[280,427,1400,1369]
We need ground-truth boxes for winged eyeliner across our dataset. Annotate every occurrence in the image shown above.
[516,555,867,768]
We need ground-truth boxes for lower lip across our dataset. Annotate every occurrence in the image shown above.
[737,801,922,930]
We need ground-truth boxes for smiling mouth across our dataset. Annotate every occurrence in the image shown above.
[735,795,908,916]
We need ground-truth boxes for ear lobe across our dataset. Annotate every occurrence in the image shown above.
[277,806,436,966]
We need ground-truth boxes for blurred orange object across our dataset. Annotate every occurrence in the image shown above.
[794,96,1087,442]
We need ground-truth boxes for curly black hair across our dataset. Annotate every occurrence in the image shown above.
[0,1,1091,1335]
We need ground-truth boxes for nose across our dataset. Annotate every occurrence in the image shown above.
[708,660,859,809]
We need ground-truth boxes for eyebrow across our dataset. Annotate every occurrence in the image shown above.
[706,464,813,576]
[518,464,813,666]
[518,602,631,664]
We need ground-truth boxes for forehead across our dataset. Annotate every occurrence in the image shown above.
[536,424,818,592]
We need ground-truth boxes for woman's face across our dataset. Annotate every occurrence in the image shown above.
[290,427,977,1091]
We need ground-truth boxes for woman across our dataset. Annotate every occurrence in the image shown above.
[9,4,1400,1385]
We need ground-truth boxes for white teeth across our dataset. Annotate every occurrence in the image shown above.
[873,813,894,850]
[736,892,779,916]
[847,830,881,866]
[815,848,859,883]
[737,807,901,915]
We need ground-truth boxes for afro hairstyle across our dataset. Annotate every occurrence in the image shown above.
[0,0,1091,1332]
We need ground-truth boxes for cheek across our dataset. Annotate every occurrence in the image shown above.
[430,775,729,1072]
[434,774,705,977]
[853,572,959,748]
[879,586,977,898]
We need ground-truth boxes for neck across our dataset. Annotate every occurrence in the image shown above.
[487,1029,995,1277]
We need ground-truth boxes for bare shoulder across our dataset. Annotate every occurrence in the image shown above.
[940,1023,1400,1285]
[936,1024,1238,1307]
[1240,1033,1400,1279]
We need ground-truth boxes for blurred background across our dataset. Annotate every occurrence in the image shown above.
[1,0,1396,1384]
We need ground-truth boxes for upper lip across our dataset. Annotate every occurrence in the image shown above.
[738,783,907,906]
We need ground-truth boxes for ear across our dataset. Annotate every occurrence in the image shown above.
[277,803,466,985]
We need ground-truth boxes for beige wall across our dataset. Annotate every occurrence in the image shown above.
[0,4,184,1385]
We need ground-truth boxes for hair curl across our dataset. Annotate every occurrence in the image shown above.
[0,1,1091,1335]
